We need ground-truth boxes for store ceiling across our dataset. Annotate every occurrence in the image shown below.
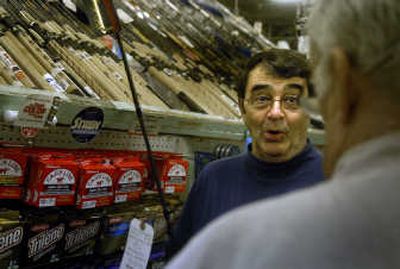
[217,0,298,46]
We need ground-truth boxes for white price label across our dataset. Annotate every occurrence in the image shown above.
[115,194,128,203]
[165,186,175,194]
[120,218,154,269]
[82,200,96,209]
[39,198,56,207]
[15,94,54,128]
[44,73,64,93]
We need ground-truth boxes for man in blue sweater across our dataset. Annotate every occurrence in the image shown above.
[167,49,324,258]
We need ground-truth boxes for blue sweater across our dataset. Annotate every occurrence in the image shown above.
[167,142,324,257]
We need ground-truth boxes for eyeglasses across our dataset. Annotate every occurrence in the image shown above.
[244,93,302,110]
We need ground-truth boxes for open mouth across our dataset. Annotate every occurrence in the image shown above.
[264,130,286,142]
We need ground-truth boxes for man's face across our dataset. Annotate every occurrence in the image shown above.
[241,64,310,163]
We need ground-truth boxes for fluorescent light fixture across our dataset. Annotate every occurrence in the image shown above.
[272,0,303,3]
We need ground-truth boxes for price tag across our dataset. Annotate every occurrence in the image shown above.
[39,198,56,207]
[120,218,154,269]
[20,127,40,138]
[14,94,54,128]
[165,186,175,194]
[115,194,128,203]
[82,200,96,209]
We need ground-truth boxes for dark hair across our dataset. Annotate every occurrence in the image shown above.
[236,48,313,98]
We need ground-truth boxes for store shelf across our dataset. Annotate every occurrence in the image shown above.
[0,86,246,141]
[0,86,325,147]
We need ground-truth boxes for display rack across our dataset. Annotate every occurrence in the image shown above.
[0,85,325,189]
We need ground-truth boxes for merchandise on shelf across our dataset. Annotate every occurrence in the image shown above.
[25,152,79,207]
[113,156,145,204]
[22,210,64,266]
[96,206,136,256]
[76,158,116,210]
[0,0,257,119]
[0,148,27,199]
[0,209,23,269]
[63,209,102,259]
[144,153,189,194]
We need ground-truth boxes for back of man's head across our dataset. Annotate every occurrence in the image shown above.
[308,0,400,175]
[308,0,400,97]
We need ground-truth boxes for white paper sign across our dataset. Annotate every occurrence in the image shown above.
[14,94,54,128]
[120,218,154,269]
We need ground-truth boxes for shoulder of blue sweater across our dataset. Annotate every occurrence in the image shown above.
[203,152,247,171]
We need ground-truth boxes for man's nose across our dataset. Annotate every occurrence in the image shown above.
[266,99,285,120]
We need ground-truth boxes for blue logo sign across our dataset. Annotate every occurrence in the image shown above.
[70,107,104,143]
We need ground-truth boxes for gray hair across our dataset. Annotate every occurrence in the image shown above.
[308,0,400,97]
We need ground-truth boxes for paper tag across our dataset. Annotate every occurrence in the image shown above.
[44,73,64,93]
[15,94,54,128]
[120,218,154,269]
[117,8,134,24]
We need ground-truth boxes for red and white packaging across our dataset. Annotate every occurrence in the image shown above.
[159,155,188,194]
[0,148,27,200]
[25,154,79,207]
[0,148,27,187]
[144,153,188,194]
[113,157,145,203]
[76,159,115,209]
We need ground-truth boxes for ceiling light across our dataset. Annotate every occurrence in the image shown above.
[272,0,303,3]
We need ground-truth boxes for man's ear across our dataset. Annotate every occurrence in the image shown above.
[239,98,246,115]
[330,47,358,125]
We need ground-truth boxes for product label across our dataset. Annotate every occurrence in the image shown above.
[165,186,175,193]
[0,159,22,177]
[44,169,75,185]
[118,169,141,191]
[167,164,186,177]
[81,200,96,209]
[44,73,64,93]
[39,198,56,207]
[115,194,127,203]
[15,94,54,128]
[70,107,104,143]
[20,126,40,138]
[0,226,23,254]
[42,169,75,196]
[86,173,112,188]
[84,173,113,198]
[0,49,25,85]
[28,224,64,258]
[65,221,100,251]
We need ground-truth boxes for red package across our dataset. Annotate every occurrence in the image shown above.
[0,186,23,199]
[0,148,27,186]
[113,157,145,203]
[76,159,115,209]
[25,154,79,207]
[159,155,188,194]
[143,153,188,194]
